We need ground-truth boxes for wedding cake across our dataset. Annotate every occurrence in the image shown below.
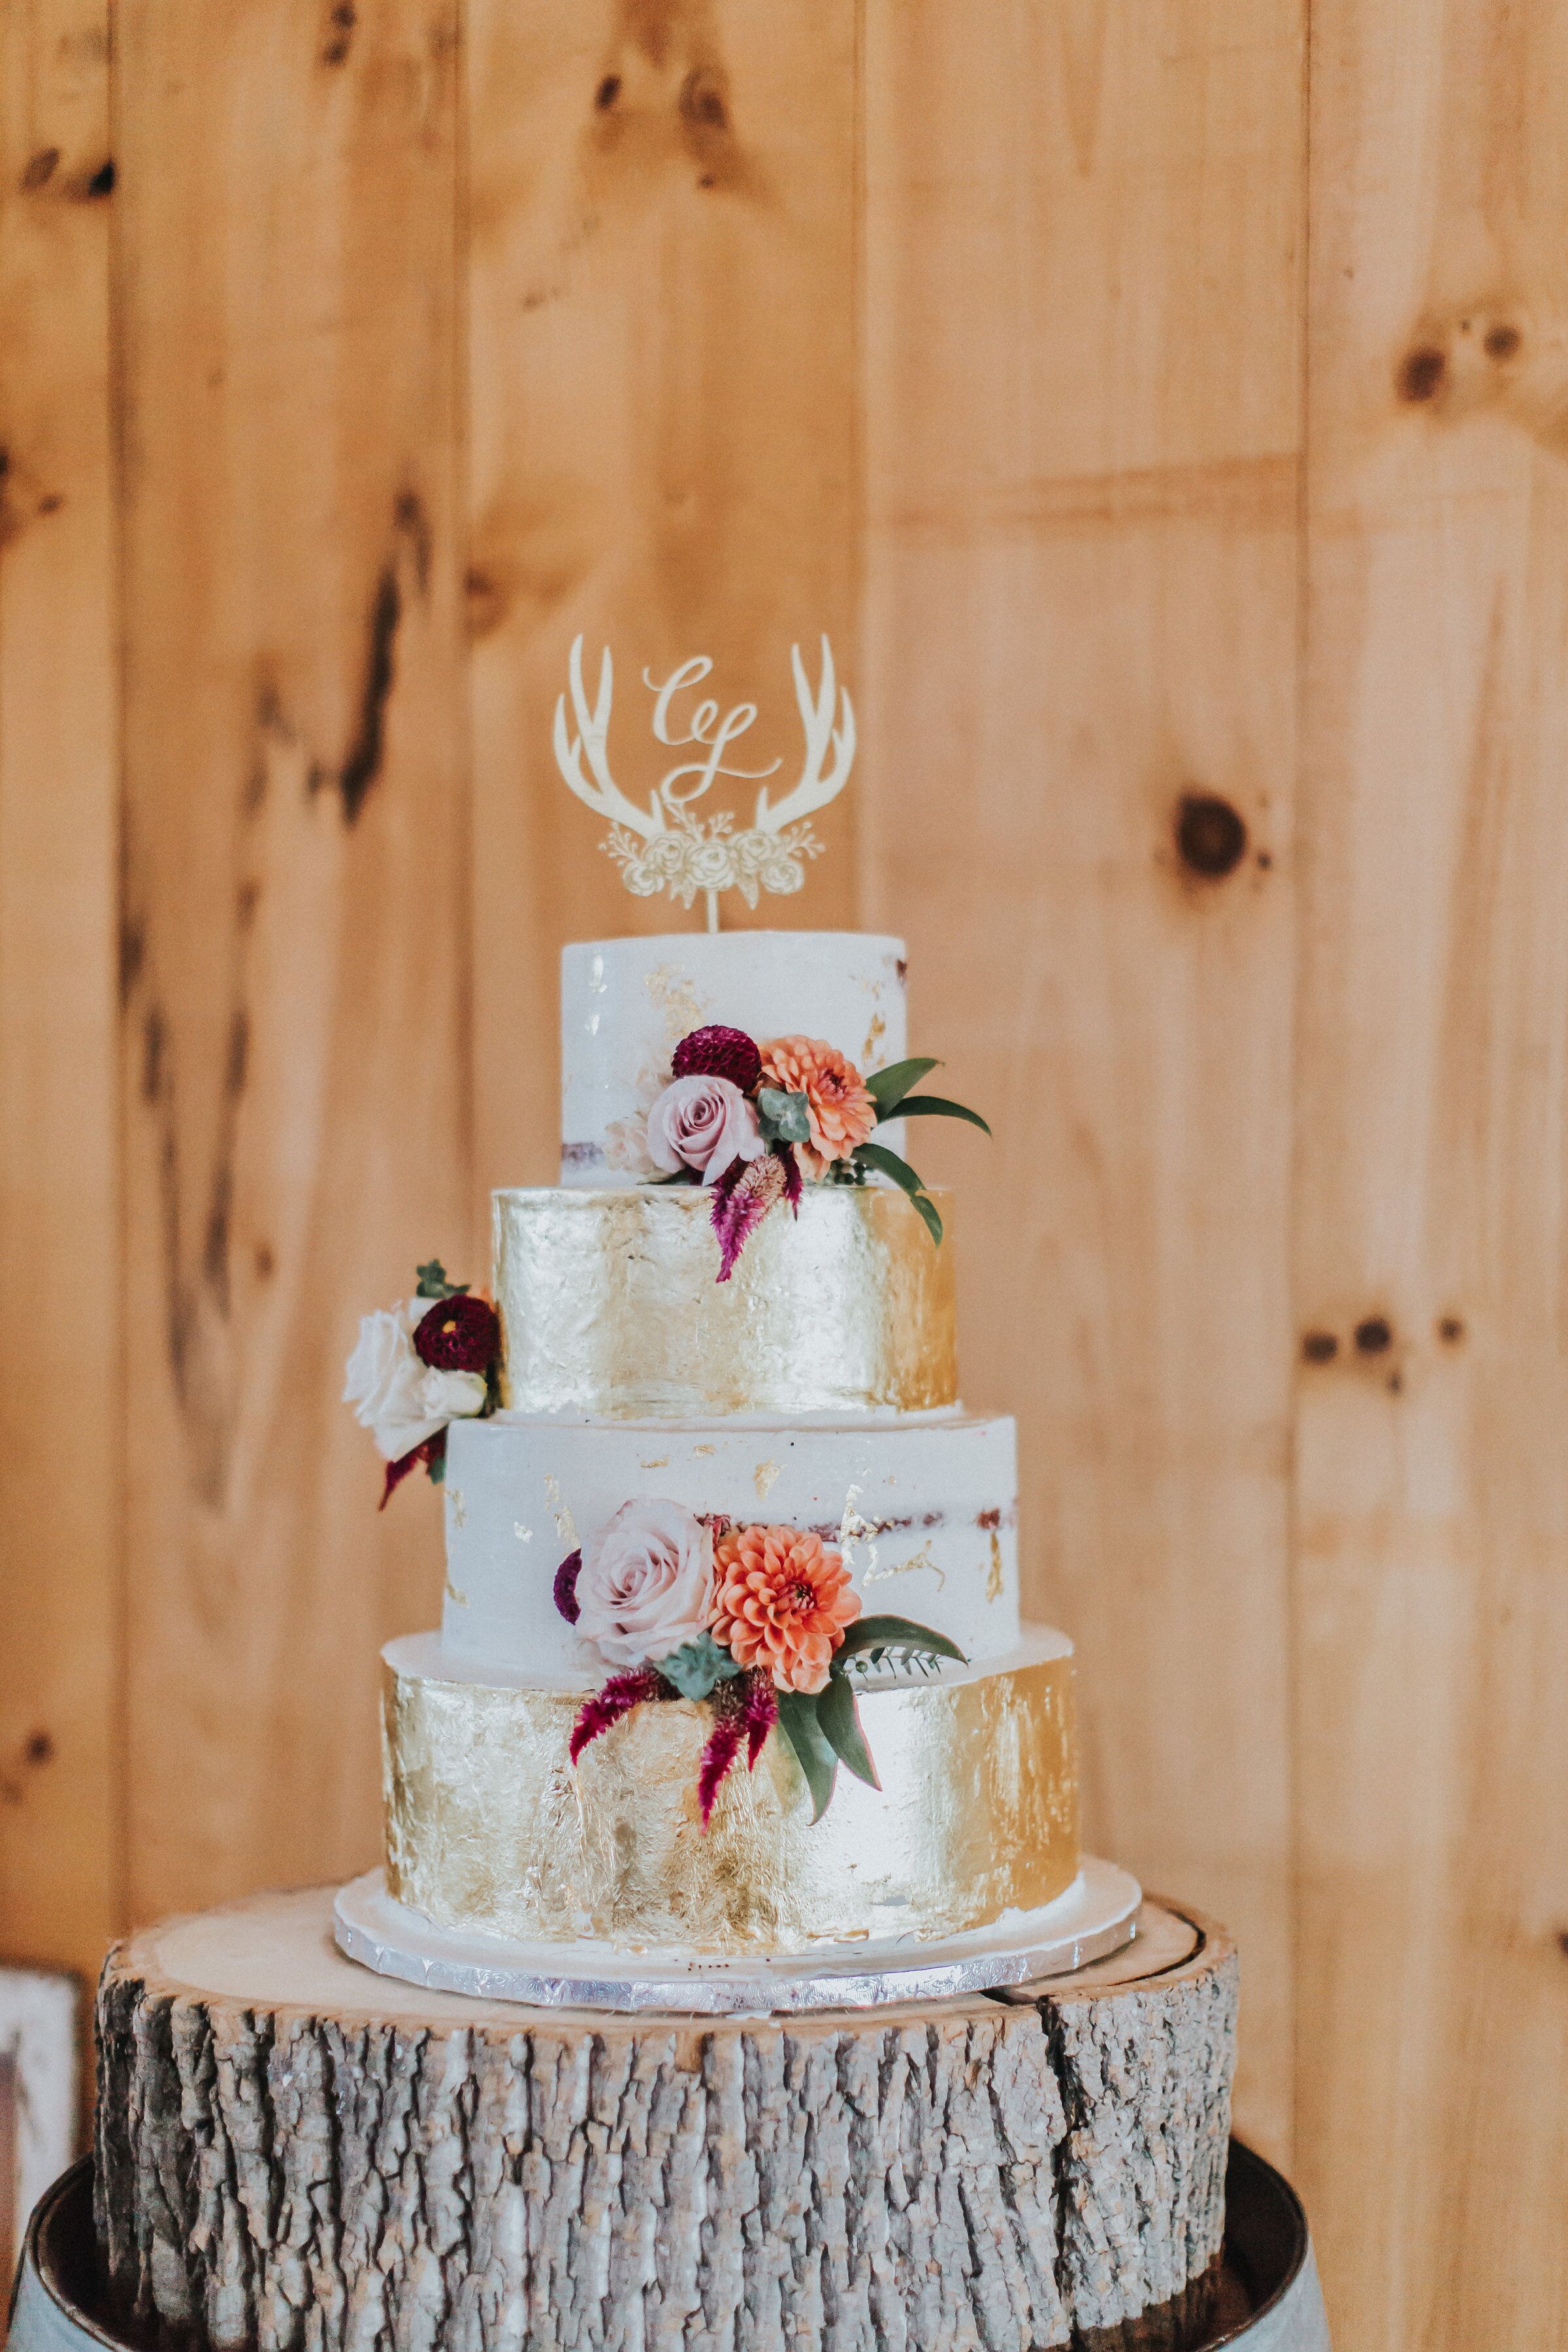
[335,923,1113,1996]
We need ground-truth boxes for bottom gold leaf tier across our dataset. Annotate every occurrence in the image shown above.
[382,1629,1079,1954]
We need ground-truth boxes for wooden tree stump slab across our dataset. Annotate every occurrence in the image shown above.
[93,1887,1236,2352]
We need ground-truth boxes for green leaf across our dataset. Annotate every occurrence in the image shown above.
[853,1144,944,1246]
[416,1259,469,1299]
[658,1632,743,1701]
[756,1086,811,1145]
[776,1690,840,1822]
[649,1166,702,1186]
[865,1056,939,1115]
[818,1671,881,1789]
[427,1447,446,1486]
[909,1191,944,1247]
[836,1613,968,1667]
[887,1094,992,1137]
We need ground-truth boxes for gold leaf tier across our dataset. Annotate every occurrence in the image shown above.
[382,1631,1078,1953]
[493,1184,957,1417]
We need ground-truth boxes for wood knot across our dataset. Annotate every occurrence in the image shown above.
[82,158,115,198]
[21,146,59,190]
[1437,1315,1465,1344]
[321,3,355,62]
[679,67,729,133]
[1484,323,1521,361]
[595,74,621,109]
[24,1731,53,1766]
[1354,1316,1392,1354]
[465,564,510,639]
[1397,346,1446,402]
[1175,792,1247,879]
[1301,1331,1339,1364]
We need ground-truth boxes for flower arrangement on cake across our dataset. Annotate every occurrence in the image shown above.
[553,1496,965,1823]
[606,1019,988,1276]
[343,1260,501,1503]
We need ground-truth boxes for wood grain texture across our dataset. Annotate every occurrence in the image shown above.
[3,4,1565,2338]
[0,0,121,1987]
[114,0,470,1921]
[860,0,1304,2161]
[93,1887,1235,2352]
[1298,0,1568,2342]
[465,0,862,1199]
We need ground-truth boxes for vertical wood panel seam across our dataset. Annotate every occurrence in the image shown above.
[106,0,133,1953]
[851,0,868,929]
[1285,0,1315,2183]
[455,0,477,1252]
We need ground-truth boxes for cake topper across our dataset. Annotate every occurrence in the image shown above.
[552,634,855,930]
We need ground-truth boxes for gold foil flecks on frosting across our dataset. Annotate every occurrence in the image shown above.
[493,1186,958,1418]
[640,1456,670,1470]
[838,1484,879,1582]
[443,1576,468,1608]
[865,1538,945,1592]
[693,1444,715,1456]
[754,1460,781,1501]
[383,1651,1078,1953]
[986,1531,1005,1603]
[860,1011,886,1069]
[544,1473,577,1548]
[447,1486,466,1528]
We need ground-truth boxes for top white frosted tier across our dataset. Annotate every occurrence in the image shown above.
[561,932,907,1184]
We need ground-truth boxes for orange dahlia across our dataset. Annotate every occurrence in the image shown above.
[709,1524,861,1693]
[757,1036,877,1179]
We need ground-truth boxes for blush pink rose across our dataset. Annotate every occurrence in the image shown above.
[574,1498,717,1668]
[645,1073,764,1186]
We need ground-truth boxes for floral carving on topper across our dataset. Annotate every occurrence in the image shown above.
[551,634,855,928]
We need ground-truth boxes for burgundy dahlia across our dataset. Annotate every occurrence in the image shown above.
[414,1292,499,1373]
[672,1024,762,1095]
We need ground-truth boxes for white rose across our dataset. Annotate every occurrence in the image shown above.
[604,1061,672,1178]
[343,1299,488,1461]
[604,1111,655,1176]
[574,1497,715,1667]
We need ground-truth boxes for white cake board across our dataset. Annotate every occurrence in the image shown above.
[333,1857,1141,2016]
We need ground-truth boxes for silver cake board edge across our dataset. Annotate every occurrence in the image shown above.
[331,1857,1143,2016]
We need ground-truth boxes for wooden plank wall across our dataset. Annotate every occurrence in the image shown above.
[0,0,120,1994]
[1296,0,1568,2339]
[1,2,1565,2343]
[113,0,470,1918]
[860,0,1303,2157]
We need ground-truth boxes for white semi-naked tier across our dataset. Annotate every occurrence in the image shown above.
[561,931,907,1183]
[442,1410,1020,1680]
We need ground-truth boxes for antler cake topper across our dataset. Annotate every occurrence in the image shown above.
[552,634,855,930]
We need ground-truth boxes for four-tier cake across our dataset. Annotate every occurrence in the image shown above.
[333,929,1137,2006]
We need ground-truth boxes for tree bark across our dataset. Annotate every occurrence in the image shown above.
[93,1887,1235,2352]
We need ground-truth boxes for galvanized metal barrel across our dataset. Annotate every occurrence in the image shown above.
[10,2144,1330,2352]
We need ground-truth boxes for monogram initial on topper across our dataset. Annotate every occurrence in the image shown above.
[551,634,856,930]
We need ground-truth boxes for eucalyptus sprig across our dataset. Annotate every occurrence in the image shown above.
[773,1614,968,1820]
